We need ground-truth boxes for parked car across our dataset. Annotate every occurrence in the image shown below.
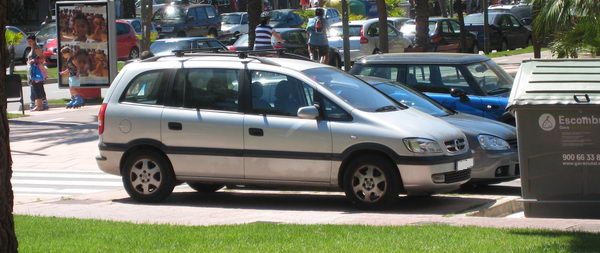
[97,53,473,208]
[359,75,519,185]
[116,20,141,60]
[227,28,342,67]
[328,19,411,63]
[464,12,531,51]
[268,9,304,28]
[5,26,30,63]
[306,7,341,28]
[152,4,221,38]
[41,38,58,67]
[387,17,410,32]
[220,12,248,36]
[350,53,516,124]
[150,37,226,56]
[135,0,169,17]
[489,3,532,26]
[35,21,56,46]
[120,18,159,42]
[401,18,479,53]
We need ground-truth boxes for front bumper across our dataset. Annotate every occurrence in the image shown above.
[398,154,473,195]
[470,148,520,184]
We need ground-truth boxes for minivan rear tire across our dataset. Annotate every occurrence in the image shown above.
[187,183,224,193]
[122,149,175,202]
[343,155,400,209]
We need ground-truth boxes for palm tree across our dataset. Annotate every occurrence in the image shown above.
[5,28,23,74]
[533,0,600,57]
[247,0,261,50]
[0,0,19,252]
[414,0,430,50]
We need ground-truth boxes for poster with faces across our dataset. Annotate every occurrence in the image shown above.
[57,2,110,87]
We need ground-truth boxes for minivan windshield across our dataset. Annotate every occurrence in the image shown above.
[302,68,402,112]
[153,6,185,22]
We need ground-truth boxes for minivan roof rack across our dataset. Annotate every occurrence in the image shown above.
[143,48,313,67]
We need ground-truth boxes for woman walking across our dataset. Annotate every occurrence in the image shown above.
[26,35,48,111]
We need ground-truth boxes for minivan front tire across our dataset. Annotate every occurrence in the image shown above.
[343,155,400,209]
[122,149,175,202]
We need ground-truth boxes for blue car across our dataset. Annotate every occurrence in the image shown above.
[350,53,515,124]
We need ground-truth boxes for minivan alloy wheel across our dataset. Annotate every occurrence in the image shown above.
[352,165,387,202]
[130,158,162,195]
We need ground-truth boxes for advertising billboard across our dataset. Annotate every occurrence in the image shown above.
[56,1,116,88]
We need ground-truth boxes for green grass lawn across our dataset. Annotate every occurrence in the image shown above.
[8,113,28,119]
[15,215,600,252]
[487,46,549,58]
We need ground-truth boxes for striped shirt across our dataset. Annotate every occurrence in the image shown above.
[254,25,274,49]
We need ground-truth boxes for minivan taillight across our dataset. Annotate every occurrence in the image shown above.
[359,27,369,44]
[98,103,107,135]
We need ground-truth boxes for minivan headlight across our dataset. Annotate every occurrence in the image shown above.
[477,135,510,150]
[403,138,443,153]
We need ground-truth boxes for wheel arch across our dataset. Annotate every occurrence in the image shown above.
[336,143,404,190]
[118,139,172,175]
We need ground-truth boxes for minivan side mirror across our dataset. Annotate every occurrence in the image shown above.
[297,105,319,119]
[450,88,470,102]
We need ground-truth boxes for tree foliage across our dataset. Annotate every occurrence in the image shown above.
[533,0,600,57]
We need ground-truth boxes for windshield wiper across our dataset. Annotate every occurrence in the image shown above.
[487,87,510,95]
[375,105,398,112]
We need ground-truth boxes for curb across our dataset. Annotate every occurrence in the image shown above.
[461,196,524,217]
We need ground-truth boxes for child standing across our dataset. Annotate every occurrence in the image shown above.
[59,47,83,108]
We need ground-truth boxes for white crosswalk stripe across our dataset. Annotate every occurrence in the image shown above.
[11,169,123,198]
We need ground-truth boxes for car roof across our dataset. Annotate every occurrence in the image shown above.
[355,53,491,65]
[154,37,217,42]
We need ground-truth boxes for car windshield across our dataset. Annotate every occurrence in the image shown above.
[150,40,193,54]
[366,79,451,117]
[329,25,362,37]
[302,68,402,112]
[153,6,185,22]
[467,60,514,95]
[464,13,500,25]
[222,14,241,24]
[36,23,56,42]
[270,11,289,21]
[400,21,436,36]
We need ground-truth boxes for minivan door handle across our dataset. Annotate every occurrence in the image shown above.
[168,122,182,131]
[248,128,264,136]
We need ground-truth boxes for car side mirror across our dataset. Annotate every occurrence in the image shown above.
[297,105,319,119]
[450,88,470,102]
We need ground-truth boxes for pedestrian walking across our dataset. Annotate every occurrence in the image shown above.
[26,35,48,111]
[253,11,285,51]
[306,8,329,64]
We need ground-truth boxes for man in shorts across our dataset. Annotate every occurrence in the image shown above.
[306,8,329,64]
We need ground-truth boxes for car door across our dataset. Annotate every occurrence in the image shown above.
[161,67,244,178]
[403,64,485,117]
[243,70,332,182]
[508,15,529,48]
[437,20,460,52]
[387,24,408,53]
[498,15,514,48]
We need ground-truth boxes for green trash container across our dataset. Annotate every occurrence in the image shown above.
[508,59,600,218]
[349,0,366,16]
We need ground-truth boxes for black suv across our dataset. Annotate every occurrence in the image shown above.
[153,4,221,38]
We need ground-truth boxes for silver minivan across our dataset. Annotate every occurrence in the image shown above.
[96,53,473,208]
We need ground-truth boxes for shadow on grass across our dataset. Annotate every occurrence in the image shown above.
[510,230,600,252]
[112,190,496,215]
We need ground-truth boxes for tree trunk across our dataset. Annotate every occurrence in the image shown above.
[122,0,136,19]
[247,0,261,50]
[0,0,19,251]
[439,0,447,17]
[376,0,388,53]
[454,0,468,53]
[414,0,430,50]
[532,0,541,58]
[8,45,14,75]
[140,0,152,52]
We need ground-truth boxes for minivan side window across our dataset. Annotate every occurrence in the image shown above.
[172,69,240,111]
[250,71,313,116]
[121,71,166,105]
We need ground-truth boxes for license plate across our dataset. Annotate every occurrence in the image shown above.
[456,158,474,171]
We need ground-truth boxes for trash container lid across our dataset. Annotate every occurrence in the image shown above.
[508,59,600,111]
